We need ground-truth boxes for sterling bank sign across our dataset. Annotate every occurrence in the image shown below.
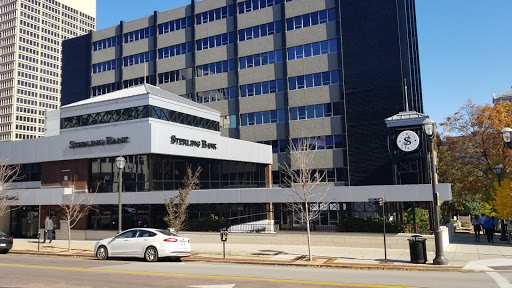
[69,137,130,149]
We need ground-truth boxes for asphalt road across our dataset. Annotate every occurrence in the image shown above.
[0,254,507,288]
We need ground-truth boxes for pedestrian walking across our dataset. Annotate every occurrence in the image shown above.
[472,215,481,242]
[490,216,497,242]
[479,214,486,235]
[43,216,54,243]
[483,215,495,243]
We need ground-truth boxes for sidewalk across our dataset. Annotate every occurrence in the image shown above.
[8,232,512,272]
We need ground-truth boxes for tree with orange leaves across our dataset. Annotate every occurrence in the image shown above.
[440,100,512,214]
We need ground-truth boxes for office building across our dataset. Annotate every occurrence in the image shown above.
[0,0,95,141]
[61,0,422,188]
[0,84,450,238]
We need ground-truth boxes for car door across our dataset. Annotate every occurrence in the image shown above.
[108,229,138,257]
[131,229,155,257]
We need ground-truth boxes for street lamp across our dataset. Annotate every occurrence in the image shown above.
[422,118,448,265]
[493,164,508,241]
[499,127,512,242]
[494,164,503,187]
[115,156,126,233]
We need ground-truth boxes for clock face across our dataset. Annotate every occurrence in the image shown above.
[396,130,419,152]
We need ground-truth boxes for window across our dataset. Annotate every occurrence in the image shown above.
[239,50,283,69]
[196,5,234,25]
[124,27,155,43]
[286,8,336,31]
[240,79,284,97]
[240,109,286,126]
[238,21,281,42]
[196,32,234,51]
[196,60,235,77]
[158,16,192,34]
[288,70,339,90]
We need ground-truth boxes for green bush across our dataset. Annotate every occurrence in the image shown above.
[186,214,226,232]
[336,216,403,233]
[402,208,430,234]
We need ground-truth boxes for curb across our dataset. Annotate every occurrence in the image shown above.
[9,249,465,272]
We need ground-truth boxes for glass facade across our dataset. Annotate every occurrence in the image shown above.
[61,105,220,132]
[89,154,267,193]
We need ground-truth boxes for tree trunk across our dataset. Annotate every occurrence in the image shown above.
[67,219,71,252]
[305,203,312,262]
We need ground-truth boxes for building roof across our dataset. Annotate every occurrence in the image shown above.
[384,111,429,128]
[492,88,512,104]
[61,84,219,114]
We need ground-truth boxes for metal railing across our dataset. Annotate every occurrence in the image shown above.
[228,223,279,233]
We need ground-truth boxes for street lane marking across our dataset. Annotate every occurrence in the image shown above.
[486,272,512,288]
[0,263,425,288]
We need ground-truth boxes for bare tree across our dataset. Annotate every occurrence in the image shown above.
[164,165,202,233]
[59,179,99,252]
[0,160,22,217]
[280,137,332,262]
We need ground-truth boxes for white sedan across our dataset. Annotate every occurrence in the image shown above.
[94,228,191,262]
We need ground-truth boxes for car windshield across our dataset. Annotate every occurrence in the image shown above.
[0,231,6,236]
[157,229,180,237]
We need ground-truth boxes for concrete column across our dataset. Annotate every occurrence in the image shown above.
[0,211,10,233]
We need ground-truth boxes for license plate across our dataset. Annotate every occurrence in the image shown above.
[0,244,5,247]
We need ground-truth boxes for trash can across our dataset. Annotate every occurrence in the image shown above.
[408,235,427,264]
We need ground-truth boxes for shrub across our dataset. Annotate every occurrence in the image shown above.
[336,216,403,233]
[186,214,226,232]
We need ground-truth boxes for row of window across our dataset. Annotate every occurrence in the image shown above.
[92,59,120,74]
[93,35,121,51]
[93,7,333,52]
[238,21,281,42]
[158,16,192,35]
[123,51,155,67]
[288,39,338,61]
[286,8,336,31]
[196,32,234,51]
[240,109,286,126]
[290,102,343,121]
[196,5,235,25]
[289,70,339,91]
[238,0,293,14]
[240,79,285,97]
[196,59,235,77]
[124,27,155,43]
[259,134,345,154]
[239,50,283,70]
[61,105,220,132]
[157,68,193,84]
[158,42,193,59]
[240,102,342,127]
[196,87,236,103]
[273,167,347,184]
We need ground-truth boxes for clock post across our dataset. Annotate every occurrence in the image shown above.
[385,111,447,265]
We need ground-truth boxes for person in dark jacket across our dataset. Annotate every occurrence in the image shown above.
[43,216,54,243]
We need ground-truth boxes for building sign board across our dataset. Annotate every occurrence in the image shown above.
[69,137,129,149]
[170,135,217,150]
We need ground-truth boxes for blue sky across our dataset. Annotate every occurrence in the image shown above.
[96,1,512,127]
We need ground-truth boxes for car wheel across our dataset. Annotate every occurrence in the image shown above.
[144,246,158,262]
[0,250,7,254]
[96,245,108,260]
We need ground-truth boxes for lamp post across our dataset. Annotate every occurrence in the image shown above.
[493,164,507,241]
[499,127,512,242]
[115,156,126,233]
[494,164,503,187]
[422,118,448,265]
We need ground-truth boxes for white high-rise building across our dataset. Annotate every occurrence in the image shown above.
[0,0,95,141]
